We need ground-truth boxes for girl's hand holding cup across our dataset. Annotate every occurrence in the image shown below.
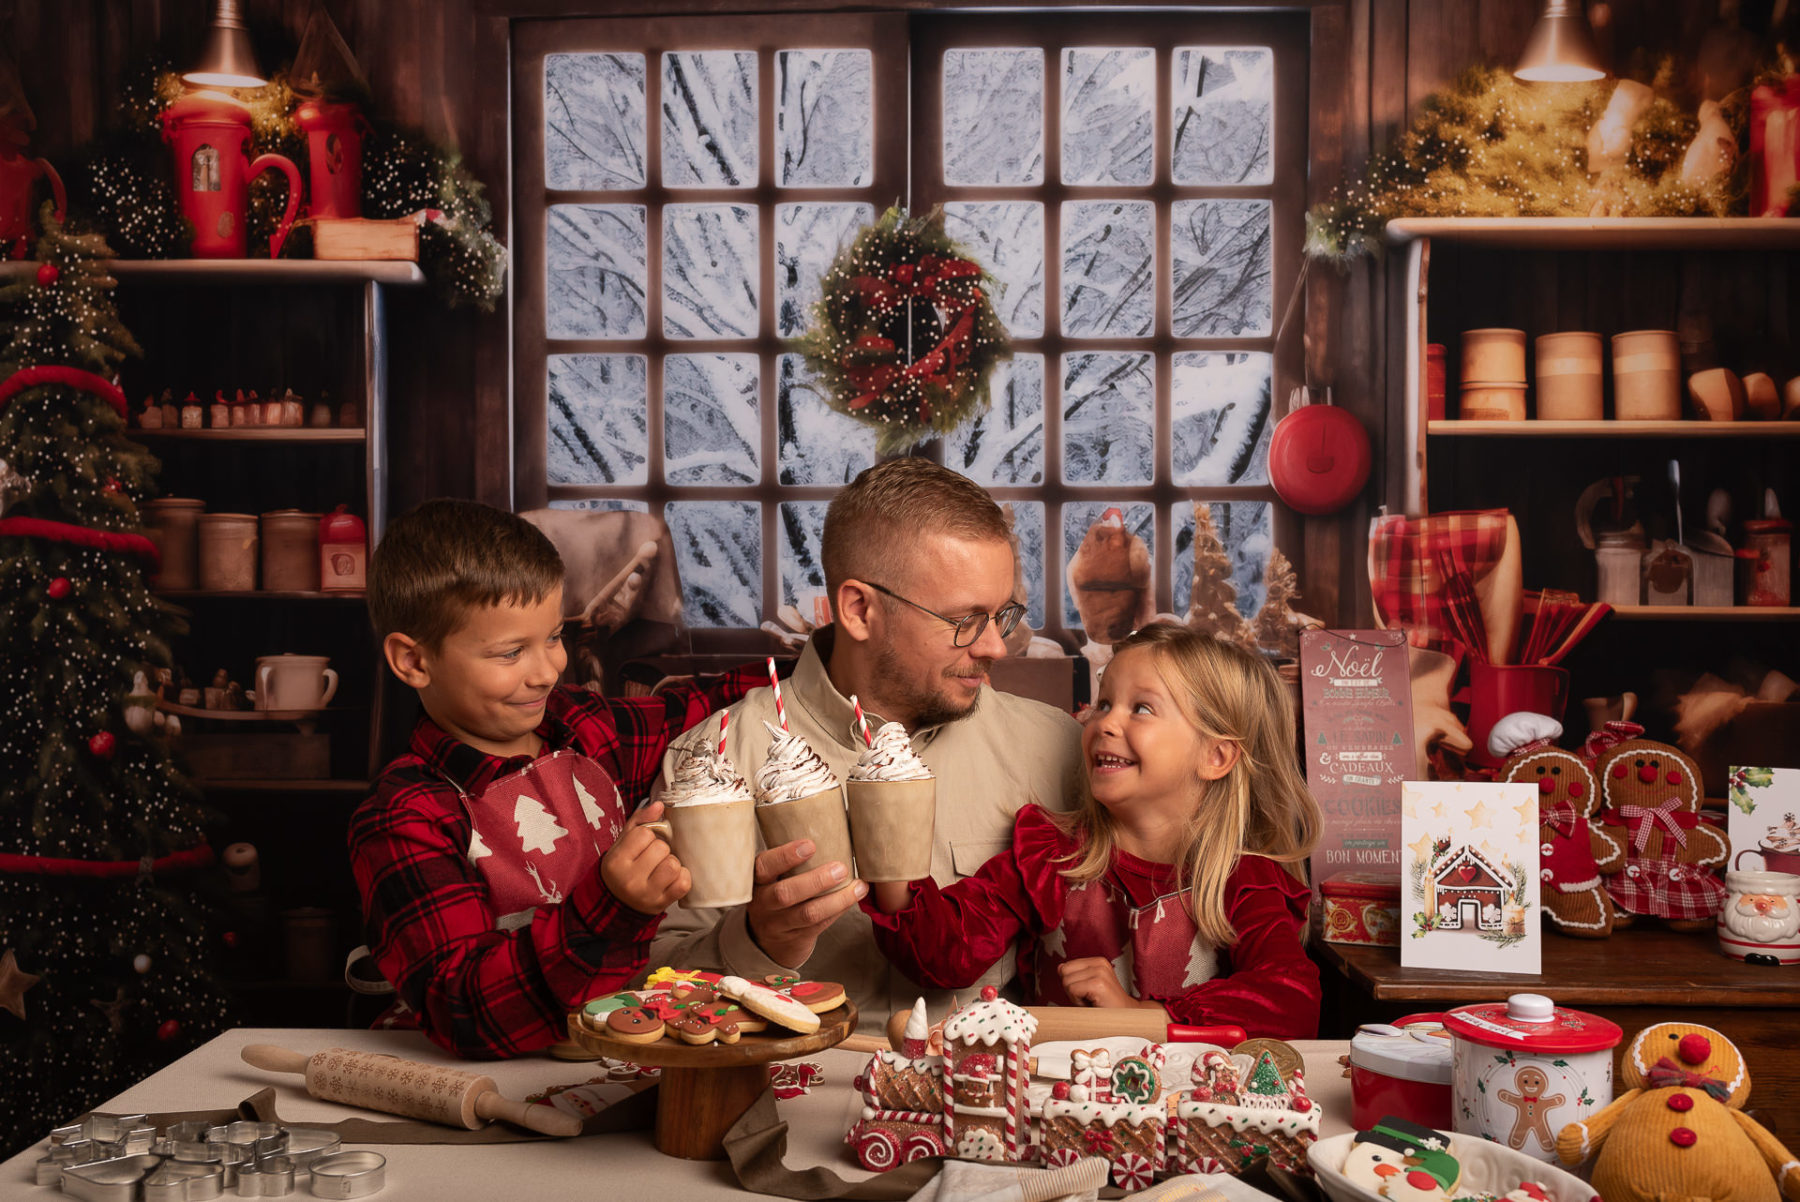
[603,802,692,914]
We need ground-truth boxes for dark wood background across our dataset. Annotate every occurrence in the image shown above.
[0,0,1740,628]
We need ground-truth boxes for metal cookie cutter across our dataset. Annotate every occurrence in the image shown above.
[36,1138,97,1186]
[237,1154,298,1197]
[160,1120,218,1160]
[307,1150,386,1198]
[144,1160,227,1201]
[60,1152,164,1202]
[277,1127,341,1170]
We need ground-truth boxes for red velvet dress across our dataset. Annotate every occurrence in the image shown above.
[863,805,1320,1040]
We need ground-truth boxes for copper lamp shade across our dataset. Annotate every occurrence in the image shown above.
[1514,1,1608,82]
[184,0,266,89]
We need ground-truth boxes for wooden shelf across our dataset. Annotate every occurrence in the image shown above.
[1611,605,1800,621]
[1429,419,1800,438]
[156,589,365,600]
[0,259,426,285]
[1387,217,1800,250]
[133,427,366,443]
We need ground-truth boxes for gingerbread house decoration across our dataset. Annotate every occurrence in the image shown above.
[941,985,1036,1162]
[1038,1051,1168,1190]
[1165,1046,1319,1177]
[1431,845,1514,932]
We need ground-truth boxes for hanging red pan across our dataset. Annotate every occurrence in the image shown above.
[1267,386,1371,516]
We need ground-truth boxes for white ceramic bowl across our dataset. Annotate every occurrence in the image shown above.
[1307,1131,1598,1202]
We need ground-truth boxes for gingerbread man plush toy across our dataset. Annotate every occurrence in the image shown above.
[1557,1021,1800,1202]
[1492,713,1623,938]
[1589,726,1728,932]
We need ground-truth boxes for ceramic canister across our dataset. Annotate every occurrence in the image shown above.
[1445,993,1622,1161]
[260,510,321,592]
[1460,329,1527,384]
[1716,869,1800,965]
[1458,383,1527,422]
[143,497,206,590]
[197,513,259,592]
[1611,330,1681,420]
[1349,1014,1454,1130]
[1534,332,1604,421]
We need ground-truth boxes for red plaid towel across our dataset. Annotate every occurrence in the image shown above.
[1368,510,1522,665]
[1604,846,1727,921]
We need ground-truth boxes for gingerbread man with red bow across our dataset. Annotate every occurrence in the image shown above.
[1588,725,1728,933]
[1492,713,1624,938]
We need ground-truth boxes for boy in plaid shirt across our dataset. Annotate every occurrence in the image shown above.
[349,499,763,1057]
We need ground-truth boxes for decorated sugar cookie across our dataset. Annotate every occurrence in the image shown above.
[669,1012,721,1045]
[785,980,847,1014]
[605,1005,666,1045]
[719,974,821,1034]
[1109,1053,1162,1105]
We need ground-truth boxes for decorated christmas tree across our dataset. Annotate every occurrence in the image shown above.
[0,209,232,1157]
[1185,502,1254,647]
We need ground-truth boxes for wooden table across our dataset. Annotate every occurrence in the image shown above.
[1318,925,1800,1125]
[2,1028,1355,1200]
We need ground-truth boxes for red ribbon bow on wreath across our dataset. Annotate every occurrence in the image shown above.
[1643,1057,1732,1101]
[850,253,981,313]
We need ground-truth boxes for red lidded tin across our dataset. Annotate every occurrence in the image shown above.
[1349,1013,1453,1130]
[1320,872,1401,946]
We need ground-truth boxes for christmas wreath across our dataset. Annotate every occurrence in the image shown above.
[798,206,1010,455]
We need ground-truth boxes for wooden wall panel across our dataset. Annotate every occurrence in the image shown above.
[0,0,1698,624]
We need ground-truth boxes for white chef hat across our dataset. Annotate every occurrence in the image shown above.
[1486,711,1564,760]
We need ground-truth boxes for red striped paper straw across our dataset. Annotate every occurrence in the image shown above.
[851,694,872,748]
[717,709,729,756]
[767,657,788,731]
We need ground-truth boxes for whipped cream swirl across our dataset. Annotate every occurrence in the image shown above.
[755,721,840,803]
[663,747,754,806]
[849,721,932,782]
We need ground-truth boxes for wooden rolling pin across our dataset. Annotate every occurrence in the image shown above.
[883,1006,1247,1051]
[242,1045,581,1137]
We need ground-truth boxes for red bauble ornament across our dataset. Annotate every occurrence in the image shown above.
[103,478,122,494]
[88,731,116,759]
[1268,400,1372,516]
[46,576,70,599]
[157,1018,181,1042]
[222,930,239,950]
[35,262,58,287]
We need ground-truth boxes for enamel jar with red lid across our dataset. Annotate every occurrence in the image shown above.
[1445,993,1621,1161]
[1350,1013,1453,1129]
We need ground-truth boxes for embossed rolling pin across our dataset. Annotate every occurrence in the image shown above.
[241,1045,582,1137]
[884,1006,1247,1049]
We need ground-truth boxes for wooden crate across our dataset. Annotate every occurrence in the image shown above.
[312,216,421,262]
[181,732,330,780]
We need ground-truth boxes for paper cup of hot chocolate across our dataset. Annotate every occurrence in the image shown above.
[845,777,936,882]
[755,785,856,892]
[645,796,757,909]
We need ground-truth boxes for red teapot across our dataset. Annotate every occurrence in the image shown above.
[0,132,65,258]
[161,89,301,258]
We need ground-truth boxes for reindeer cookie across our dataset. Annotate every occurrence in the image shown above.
[1492,714,1622,938]
[1591,734,1728,932]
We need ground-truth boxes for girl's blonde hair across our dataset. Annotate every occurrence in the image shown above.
[1058,622,1321,947]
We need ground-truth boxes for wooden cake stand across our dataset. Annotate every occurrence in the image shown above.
[564,1001,858,1160]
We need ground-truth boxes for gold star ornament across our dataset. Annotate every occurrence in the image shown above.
[0,948,43,1020]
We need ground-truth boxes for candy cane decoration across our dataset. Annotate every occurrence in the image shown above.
[717,709,729,756]
[767,657,787,731]
[851,694,872,747]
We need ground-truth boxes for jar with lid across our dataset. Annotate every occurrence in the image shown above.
[1445,992,1621,1161]
[1594,529,1644,606]
[1742,518,1792,606]
[319,506,367,591]
[1350,1013,1452,1129]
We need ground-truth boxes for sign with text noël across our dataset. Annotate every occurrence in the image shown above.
[1300,629,1416,881]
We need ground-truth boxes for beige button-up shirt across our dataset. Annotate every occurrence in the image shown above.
[648,630,1083,1032]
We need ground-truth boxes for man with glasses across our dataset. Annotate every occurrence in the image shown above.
[648,459,1083,1028]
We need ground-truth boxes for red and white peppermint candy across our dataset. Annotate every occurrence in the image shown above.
[1112,1152,1154,1191]
[1045,1146,1081,1169]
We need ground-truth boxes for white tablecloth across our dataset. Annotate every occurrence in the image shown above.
[4,1028,1353,1200]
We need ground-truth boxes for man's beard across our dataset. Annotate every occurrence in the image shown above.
[874,645,991,729]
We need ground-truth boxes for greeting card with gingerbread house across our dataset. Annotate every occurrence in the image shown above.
[1401,781,1542,974]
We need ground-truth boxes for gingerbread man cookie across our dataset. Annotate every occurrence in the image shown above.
[604,1005,666,1045]
[1496,1066,1564,1152]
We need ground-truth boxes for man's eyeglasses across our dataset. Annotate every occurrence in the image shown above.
[863,581,1027,648]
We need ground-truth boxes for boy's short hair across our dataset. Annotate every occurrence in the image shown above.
[368,499,565,647]
[821,458,1011,594]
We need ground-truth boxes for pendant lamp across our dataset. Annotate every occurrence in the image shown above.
[184,0,266,89]
[1514,1,1608,82]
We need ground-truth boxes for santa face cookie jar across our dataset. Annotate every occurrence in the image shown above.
[1716,869,1800,965]
[1444,993,1621,1162]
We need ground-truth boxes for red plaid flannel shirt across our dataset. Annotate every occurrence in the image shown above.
[348,669,763,1059]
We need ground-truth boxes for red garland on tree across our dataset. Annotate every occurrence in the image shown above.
[0,206,233,1160]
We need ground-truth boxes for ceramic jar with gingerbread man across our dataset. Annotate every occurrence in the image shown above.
[1491,712,1626,938]
[1588,723,1729,931]
[1556,1021,1800,1202]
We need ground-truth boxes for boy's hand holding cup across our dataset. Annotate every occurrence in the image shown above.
[642,744,760,910]
[603,802,692,914]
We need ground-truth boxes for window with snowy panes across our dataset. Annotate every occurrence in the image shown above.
[516,13,1303,640]
[919,13,1305,644]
